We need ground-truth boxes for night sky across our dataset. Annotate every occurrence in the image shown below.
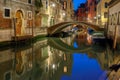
[73,0,86,10]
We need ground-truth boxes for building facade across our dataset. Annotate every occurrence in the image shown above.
[76,0,96,23]
[0,0,74,42]
[87,0,97,23]
[34,0,68,35]
[96,0,111,27]
[0,0,34,41]
[62,0,74,21]
[77,2,88,21]
[107,0,120,49]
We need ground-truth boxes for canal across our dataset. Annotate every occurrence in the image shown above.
[0,33,120,80]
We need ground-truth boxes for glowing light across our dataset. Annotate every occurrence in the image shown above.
[52,3,55,7]
[64,66,67,72]
[94,17,97,19]
[63,13,66,16]
[98,15,101,17]
[52,64,55,69]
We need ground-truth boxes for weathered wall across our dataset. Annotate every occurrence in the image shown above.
[108,0,120,43]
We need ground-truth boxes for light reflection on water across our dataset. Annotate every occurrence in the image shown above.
[0,34,120,80]
[61,53,107,80]
[61,39,107,80]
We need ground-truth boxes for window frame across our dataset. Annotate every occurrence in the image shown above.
[3,7,11,18]
[27,11,32,20]
[28,0,32,4]
[105,2,108,8]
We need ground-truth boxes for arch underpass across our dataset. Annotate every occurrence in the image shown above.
[47,22,104,36]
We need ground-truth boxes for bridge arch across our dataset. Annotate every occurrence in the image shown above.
[47,22,103,36]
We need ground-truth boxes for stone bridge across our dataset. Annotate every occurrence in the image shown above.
[47,22,104,36]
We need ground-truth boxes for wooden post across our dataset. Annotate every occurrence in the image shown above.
[13,18,16,41]
[32,20,33,36]
[113,25,118,49]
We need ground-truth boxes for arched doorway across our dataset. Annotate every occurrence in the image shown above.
[15,10,25,36]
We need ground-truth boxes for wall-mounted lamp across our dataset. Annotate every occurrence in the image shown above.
[62,13,66,16]
[52,3,55,7]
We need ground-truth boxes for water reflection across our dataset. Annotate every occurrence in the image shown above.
[61,53,107,80]
[0,34,120,80]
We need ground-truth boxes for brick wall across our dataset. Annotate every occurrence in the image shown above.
[0,10,12,28]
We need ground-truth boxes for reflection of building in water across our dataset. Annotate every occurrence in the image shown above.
[0,39,49,80]
[35,42,73,80]
[76,32,88,47]
[107,50,120,80]
[60,32,76,46]
[63,53,72,74]
[49,52,73,80]
[13,40,49,80]
[1,37,120,80]
[0,49,14,80]
[91,44,120,79]
[34,39,49,62]
[87,34,92,45]
[14,48,33,77]
[40,46,65,80]
[10,45,33,80]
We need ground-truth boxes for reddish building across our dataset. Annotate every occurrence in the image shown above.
[0,0,34,42]
[87,0,97,23]
[77,2,88,22]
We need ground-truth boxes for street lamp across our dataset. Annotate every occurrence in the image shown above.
[94,17,97,19]
[51,3,55,7]
[98,14,101,18]
[52,64,55,69]
[62,13,66,16]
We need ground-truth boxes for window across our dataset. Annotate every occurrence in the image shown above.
[28,0,32,4]
[4,8,10,18]
[4,72,11,80]
[104,12,108,18]
[63,1,67,10]
[27,11,32,20]
[46,0,48,9]
[105,2,108,8]
[94,7,96,11]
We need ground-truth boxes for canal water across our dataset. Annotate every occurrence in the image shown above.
[0,33,120,80]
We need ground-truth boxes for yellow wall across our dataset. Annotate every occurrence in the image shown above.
[97,0,111,27]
